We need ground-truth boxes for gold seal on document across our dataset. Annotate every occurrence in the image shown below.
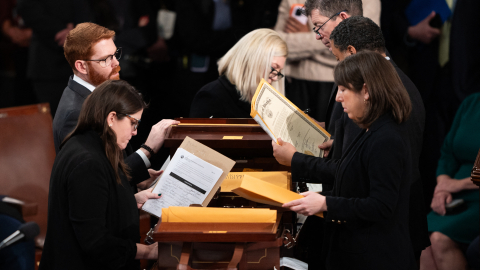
[304,150,314,156]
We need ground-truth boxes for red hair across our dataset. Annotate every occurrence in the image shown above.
[63,22,115,72]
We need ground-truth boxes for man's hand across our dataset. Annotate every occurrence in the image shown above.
[272,138,296,166]
[318,139,333,157]
[285,16,310,33]
[55,23,73,46]
[282,191,326,216]
[134,188,162,209]
[143,119,180,156]
[137,169,163,190]
[431,190,452,216]
[407,11,441,44]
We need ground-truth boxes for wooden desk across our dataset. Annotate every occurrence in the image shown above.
[152,213,283,270]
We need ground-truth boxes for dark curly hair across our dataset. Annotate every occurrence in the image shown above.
[303,0,362,17]
[330,16,385,53]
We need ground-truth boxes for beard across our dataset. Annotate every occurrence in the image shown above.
[87,63,121,86]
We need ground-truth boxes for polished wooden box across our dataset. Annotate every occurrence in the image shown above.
[164,118,290,172]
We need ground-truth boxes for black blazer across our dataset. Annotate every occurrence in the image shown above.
[291,60,430,253]
[189,76,251,118]
[322,114,415,270]
[39,130,140,270]
[53,76,150,184]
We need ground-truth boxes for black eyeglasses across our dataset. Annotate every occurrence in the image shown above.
[123,114,141,131]
[312,10,347,37]
[83,47,122,68]
[270,67,285,80]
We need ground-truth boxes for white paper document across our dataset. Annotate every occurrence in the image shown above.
[251,79,330,157]
[149,155,171,188]
[142,148,223,217]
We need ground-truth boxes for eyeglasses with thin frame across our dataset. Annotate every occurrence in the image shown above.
[83,47,122,68]
[123,114,141,131]
[270,67,285,81]
[312,10,347,37]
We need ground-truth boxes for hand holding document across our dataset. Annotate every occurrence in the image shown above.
[142,137,235,217]
[229,174,323,218]
[251,79,330,157]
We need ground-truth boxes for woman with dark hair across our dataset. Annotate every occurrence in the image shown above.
[277,51,416,269]
[39,80,161,270]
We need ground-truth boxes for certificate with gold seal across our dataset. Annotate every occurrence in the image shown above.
[251,79,330,158]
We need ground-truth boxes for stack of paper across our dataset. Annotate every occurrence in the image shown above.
[230,175,323,218]
[161,206,277,223]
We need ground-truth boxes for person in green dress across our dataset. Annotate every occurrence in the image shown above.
[420,93,480,269]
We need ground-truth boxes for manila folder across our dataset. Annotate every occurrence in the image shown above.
[231,175,323,218]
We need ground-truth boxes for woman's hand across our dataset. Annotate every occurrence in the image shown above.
[136,243,158,260]
[319,139,333,157]
[135,188,162,209]
[137,169,163,190]
[282,191,327,216]
[435,174,463,194]
[272,138,296,166]
[431,190,452,216]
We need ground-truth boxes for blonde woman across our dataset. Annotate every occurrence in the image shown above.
[189,29,288,118]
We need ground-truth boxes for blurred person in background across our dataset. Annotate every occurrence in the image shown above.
[0,0,35,108]
[17,0,155,116]
[420,92,480,270]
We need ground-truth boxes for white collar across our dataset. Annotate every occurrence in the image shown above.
[73,74,96,92]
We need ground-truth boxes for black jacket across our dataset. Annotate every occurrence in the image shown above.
[322,114,416,270]
[189,75,251,118]
[53,76,150,184]
[39,130,140,270]
[292,60,430,253]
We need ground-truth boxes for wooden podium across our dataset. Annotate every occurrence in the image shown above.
[152,213,283,270]
[152,118,293,269]
[164,118,290,172]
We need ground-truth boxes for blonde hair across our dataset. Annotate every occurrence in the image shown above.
[218,29,288,102]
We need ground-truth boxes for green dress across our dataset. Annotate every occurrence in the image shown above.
[427,93,480,244]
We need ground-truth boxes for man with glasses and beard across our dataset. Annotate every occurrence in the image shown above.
[53,22,178,186]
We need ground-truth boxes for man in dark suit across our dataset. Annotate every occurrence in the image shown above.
[273,16,430,268]
[53,22,178,186]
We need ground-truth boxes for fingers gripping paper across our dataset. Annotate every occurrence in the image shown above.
[251,79,330,157]
[142,137,235,217]
[231,175,323,218]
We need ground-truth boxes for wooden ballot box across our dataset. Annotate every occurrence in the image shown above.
[152,212,284,270]
[154,118,297,269]
[164,118,290,172]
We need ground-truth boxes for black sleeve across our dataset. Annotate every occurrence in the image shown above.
[325,134,408,226]
[291,152,337,184]
[67,159,137,268]
[125,152,149,185]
